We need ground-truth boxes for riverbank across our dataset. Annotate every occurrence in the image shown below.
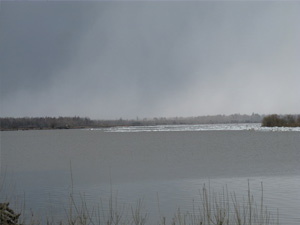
[2,114,300,131]
[0,114,263,131]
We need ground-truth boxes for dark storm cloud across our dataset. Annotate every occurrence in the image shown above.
[0,2,98,97]
[1,1,299,119]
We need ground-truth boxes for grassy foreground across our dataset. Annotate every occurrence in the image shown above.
[1,182,279,225]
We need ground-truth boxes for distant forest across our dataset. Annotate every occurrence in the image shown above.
[1,114,263,130]
[1,114,299,131]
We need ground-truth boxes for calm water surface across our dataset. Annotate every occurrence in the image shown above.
[1,126,299,224]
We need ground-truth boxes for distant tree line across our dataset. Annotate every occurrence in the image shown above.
[262,114,300,127]
[2,114,299,130]
[0,117,96,130]
[145,113,263,125]
[0,114,264,131]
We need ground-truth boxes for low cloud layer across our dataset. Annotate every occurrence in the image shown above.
[1,1,299,119]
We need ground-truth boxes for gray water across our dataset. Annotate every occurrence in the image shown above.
[1,127,299,224]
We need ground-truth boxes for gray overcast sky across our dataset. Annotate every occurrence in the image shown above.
[0,1,299,119]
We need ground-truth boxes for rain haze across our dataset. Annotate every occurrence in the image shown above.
[0,1,299,119]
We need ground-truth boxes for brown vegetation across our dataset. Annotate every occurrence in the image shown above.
[1,183,279,225]
[0,202,21,225]
[262,114,300,127]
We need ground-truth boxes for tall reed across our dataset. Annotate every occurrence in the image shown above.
[2,181,279,225]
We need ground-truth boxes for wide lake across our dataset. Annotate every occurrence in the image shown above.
[1,124,299,224]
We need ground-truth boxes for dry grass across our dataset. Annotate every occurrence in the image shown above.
[1,178,279,225]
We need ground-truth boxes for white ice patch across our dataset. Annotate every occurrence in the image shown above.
[91,123,300,132]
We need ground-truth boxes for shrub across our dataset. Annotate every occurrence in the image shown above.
[262,114,300,127]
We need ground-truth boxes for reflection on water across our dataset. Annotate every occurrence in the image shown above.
[1,128,300,224]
